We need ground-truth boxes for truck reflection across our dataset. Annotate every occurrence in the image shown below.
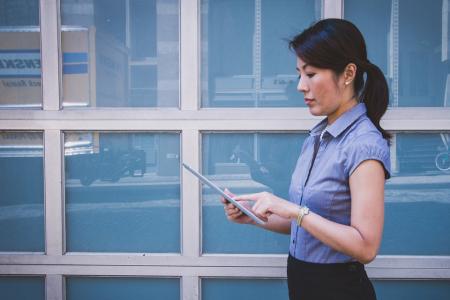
[66,147,146,186]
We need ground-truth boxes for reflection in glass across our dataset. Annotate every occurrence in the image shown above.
[0,277,45,300]
[202,278,288,300]
[0,0,41,108]
[383,132,450,254]
[201,0,320,107]
[345,0,450,107]
[202,132,305,254]
[65,132,180,252]
[66,277,180,300]
[373,280,450,299]
[60,0,179,108]
[0,131,44,252]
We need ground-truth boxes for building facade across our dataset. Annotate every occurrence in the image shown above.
[0,0,449,299]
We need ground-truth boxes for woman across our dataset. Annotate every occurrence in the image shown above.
[222,19,391,300]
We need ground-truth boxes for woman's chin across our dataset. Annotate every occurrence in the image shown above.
[308,107,323,116]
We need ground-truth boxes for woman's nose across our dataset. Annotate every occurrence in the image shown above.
[297,76,308,93]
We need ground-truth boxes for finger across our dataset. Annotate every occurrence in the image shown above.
[220,196,228,204]
[229,209,242,216]
[233,193,261,202]
[258,215,269,223]
[224,188,236,197]
[224,205,239,215]
[226,202,237,210]
[226,206,241,216]
[252,202,271,219]
[229,211,243,220]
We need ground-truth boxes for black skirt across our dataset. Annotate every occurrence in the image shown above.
[287,254,376,300]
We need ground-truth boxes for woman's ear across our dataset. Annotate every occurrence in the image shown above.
[343,63,357,86]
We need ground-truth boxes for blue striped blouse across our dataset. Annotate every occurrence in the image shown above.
[289,103,391,263]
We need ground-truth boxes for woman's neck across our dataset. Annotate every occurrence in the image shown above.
[327,98,358,125]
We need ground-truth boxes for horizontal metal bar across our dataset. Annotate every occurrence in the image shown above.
[0,254,449,269]
[1,264,449,279]
[0,265,285,277]
[0,109,449,130]
[0,119,317,130]
[1,120,449,131]
[0,107,449,120]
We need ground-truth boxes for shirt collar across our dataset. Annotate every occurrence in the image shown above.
[309,103,367,138]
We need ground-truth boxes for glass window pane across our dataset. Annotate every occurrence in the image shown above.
[0,0,42,109]
[202,278,288,300]
[66,277,180,300]
[202,133,306,254]
[60,0,179,108]
[0,277,45,300]
[382,132,450,255]
[201,0,320,107]
[65,132,180,252]
[345,0,450,107]
[0,131,44,252]
[373,280,450,299]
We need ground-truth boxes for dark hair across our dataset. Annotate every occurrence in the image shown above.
[289,18,391,142]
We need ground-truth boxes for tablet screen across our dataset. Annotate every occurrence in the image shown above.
[182,163,265,225]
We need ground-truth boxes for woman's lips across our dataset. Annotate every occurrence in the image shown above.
[304,98,314,105]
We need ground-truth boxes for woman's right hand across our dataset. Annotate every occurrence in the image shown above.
[220,188,254,225]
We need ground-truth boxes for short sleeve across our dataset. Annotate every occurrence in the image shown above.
[344,136,391,179]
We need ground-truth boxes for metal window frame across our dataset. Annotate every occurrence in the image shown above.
[0,0,449,300]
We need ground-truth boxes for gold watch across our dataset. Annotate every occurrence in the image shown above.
[296,206,310,227]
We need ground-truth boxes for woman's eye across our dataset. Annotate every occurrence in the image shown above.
[306,73,315,78]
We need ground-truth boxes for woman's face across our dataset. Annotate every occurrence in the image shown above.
[296,57,352,123]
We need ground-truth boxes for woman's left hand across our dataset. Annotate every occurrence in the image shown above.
[233,192,298,221]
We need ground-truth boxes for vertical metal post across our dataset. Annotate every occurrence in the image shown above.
[253,0,262,106]
[389,0,400,107]
[40,0,61,110]
[44,130,64,256]
[322,0,343,19]
[181,0,200,110]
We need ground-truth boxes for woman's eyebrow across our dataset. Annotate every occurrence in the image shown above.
[296,64,310,72]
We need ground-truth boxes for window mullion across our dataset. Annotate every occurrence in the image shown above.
[180,0,200,110]
[322,0,343,19]
[40,0,61,110]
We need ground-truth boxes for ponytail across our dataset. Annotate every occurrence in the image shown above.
[359,60,392,143]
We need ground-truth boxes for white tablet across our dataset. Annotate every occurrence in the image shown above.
[182,163,266,225]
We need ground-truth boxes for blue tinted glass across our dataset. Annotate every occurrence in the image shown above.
[202,278,288,300]
[201,0,319,107]
[0,132,44,252]
[66,277,179,300]
[0,0,42,108]
[382,132,450,254]
[345,0,450,107]
[0,276,45,300]
[373,280,450,300]
[65,132,180,252]
[60,0,179,108]
[202,133,305,253]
